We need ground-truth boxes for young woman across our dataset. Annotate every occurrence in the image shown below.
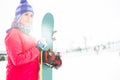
[5,0,41,80]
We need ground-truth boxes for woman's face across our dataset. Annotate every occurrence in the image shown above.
[19,12,33,27]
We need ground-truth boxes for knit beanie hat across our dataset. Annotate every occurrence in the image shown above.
[15,0,34,22]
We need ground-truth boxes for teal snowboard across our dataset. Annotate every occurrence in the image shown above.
[41,12,54,80]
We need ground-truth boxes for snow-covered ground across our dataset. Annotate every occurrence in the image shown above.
[1,51,120,80]
[0,61,7,80]
[53,51,120,80]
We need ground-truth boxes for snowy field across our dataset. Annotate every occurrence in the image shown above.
[53,51,120,80]
[0,61,7,80]
[1,51,120,80]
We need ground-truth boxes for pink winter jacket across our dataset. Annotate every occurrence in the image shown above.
[5,28,41,80]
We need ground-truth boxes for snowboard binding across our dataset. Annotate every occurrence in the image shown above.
[42,49,62,69]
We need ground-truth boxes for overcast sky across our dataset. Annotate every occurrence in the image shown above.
[0,0,120,52]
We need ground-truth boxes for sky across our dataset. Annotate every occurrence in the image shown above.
[0,0,120,52]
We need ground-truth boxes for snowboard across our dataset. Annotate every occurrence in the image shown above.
[40,12,54,80]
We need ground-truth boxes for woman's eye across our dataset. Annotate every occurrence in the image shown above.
[30,14,33,18]
[25,13,28,16]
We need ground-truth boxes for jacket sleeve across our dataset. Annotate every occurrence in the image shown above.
[5,32,40,66]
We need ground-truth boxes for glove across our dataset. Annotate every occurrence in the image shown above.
[37,39,47,50]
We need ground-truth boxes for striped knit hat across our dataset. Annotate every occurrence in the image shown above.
[15,0,34,22]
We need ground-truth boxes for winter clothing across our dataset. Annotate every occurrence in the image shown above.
[5,0,40,80]
[6,0,34,33]
[15,0,34,22]
[16,23,32,35]
[6,21,32,35]
[37,39,48,50]
[5,28,40,80]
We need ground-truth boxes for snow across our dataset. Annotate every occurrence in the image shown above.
[0,61,7,80]
[1,51,120,80]
[53,51,120,80]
